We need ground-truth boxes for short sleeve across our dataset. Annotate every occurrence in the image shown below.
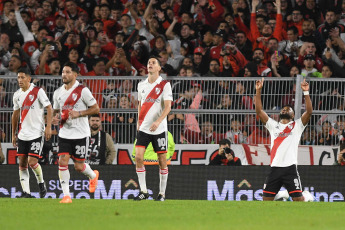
[38,88,51,107]
[162,82,173,101]
[296,118,306,132]
[13,93,19,110]
[53,89,60,110]
[137,83,142,101]
[82,87,97,107]
[265,117,277,133]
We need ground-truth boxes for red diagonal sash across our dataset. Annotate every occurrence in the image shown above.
[270,121,296,164]
[19,86,40,134]
[139,80,168,126]
[60,85,84,128]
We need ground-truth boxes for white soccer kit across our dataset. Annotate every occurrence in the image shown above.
[13,83,51,141]
[137,76,173,135]
[265,117,306,167]
[53,81,97,139]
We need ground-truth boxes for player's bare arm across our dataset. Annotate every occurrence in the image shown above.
[300,79,312,126]
[11,109,20,147]
[137,100,141,131]
[150,100,172,132]
[45,105,53,141]
[52,109,60,125]
[69,103,100,119]
[255,78,269,124]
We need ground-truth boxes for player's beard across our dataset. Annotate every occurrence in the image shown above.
[279,113,291,120]
[91,124,100,131]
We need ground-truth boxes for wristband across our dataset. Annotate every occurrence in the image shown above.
[79,111,82,117]
[303,91,309,95]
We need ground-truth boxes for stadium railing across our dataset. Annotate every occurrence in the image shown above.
[0,75,344,145]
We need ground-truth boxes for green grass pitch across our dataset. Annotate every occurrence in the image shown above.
[0,198,344,230]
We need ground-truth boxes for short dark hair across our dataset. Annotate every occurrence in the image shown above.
[89,113,101,119]
[63,62,79,74]
[210,58,220,66]
[219,139,231,147]
[287,26,299,35]
[17,67,31,75]
[148,56,162,67]
[47,58,60,66]
[281,104,295,115]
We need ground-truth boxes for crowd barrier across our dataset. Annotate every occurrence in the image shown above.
[0,76,344,145]
[0,165,344,202]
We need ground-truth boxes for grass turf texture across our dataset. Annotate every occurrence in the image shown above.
[0,199,343,230]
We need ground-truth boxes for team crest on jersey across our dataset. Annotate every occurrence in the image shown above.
[91,138,95,144]
[29,95,34,101]
[288,124,293,129]
[155,88,161,94]
[72,93,78,101]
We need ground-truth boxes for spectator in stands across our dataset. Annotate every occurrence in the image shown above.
[301,126,317,145]
[192,47,209,76]
[269,51,291,77]
[235,31,253,61]
[243,62,259,77]
[298,42,323,71]
[87,114,116,165]
[318,8,345,42]
[317,121,337,145]
[184,119,224,144]
[63,0,87,20]
[66,48,88,76]
[287,8,304,35]
[82,41,109,72]
[204,59,220,77]
[0,33,11,72]
[86,58,109,106]
[209,29,227,59]
[252,48,272,76]
[106,47,133,76]
[209,139,242,166]
[215,94,233,133]
[120,14,135,37]
[290,65,301,77]
[233,81,254,110]
[0,127,4,163]
[115,95,136,144]
[226,117,248,144]
[279,26,303,62]
[1,9,24,47]
[301,54,322,77]
[0,84,9,108]
[117,79,138,108]
[334,115,345,144]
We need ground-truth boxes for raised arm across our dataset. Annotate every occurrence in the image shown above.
[300,79,313,126]
[255,78,269,124]
[166,17,178,40]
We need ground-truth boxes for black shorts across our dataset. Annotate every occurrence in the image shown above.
[58,137,89,161]
[17,136,44,159]
[136,131,168,153]
[263,164,303,198]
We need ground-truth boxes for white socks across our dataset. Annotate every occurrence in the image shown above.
[136,167,147,193]
[19,166,30,194]
[30,163,44,183]
[58,165,70,197]
[159,168,168,196]
[81,163,96,179]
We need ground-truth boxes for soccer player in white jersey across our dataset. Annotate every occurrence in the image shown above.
[52,62,100,203]
[134,57,173,201]
[255,78,314,201]
[12,68,53,198]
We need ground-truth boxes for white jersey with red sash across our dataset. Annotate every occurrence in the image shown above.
[53,81,97,139]
[13,83,51,141]
[265,117,306,167]
[137,76,173,135]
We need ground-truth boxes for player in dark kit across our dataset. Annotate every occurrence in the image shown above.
[53,62,100,203]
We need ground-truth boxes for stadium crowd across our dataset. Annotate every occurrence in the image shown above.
[0,0,345,146]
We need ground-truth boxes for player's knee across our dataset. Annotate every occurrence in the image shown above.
[74,163,84,172]
[28,157,38,168]
[135,155,143,163]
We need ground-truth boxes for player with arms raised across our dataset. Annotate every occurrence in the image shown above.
[53,62,100,203]
[12,68,53,198]
[255,78,314,201]
[134,57,173,201]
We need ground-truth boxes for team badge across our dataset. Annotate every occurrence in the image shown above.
[29,95,34,101]
[72,93,77,101]
[91,138,95,144]
[288,124,293,129]
[155,88,161,94]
